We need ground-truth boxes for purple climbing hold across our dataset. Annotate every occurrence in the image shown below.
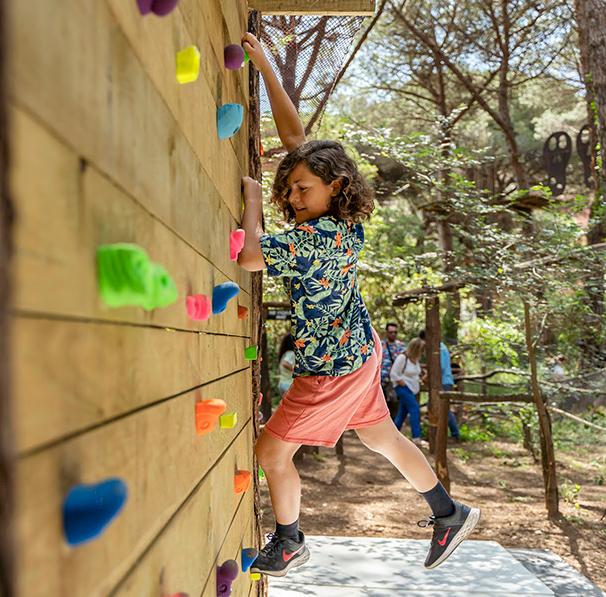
[136,0,180,16]
[212,281,240,315]
[224,44,246,70]
[217,560,239,597]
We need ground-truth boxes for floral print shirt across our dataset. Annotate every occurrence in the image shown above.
[381,340,407,384]
[260,216,375,377]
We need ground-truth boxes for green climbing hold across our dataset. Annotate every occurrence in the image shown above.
[97,243,178,310]
[259,467,265,480]
[245,345,258,360]
[141,263,178,310]
[244,50,250,63]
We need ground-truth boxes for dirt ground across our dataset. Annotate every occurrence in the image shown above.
[259,430,606,591]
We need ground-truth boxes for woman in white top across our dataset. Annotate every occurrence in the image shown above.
[277,334,296,397]
[390,338,425,446]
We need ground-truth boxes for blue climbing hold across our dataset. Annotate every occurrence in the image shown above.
[241,548,259,572]
[63,478,128,547]
[217,103,244,140]
[212,282,240,314]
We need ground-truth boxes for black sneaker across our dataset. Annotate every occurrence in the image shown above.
[418,501,481,569]
[250,531,310,577]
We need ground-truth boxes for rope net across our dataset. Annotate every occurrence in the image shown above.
[260,14,367,135]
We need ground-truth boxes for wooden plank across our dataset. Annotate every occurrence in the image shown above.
[13,317,252,454]
[7,0,245,229]
[110,429,256,597]
[248,0,376,14]
[102,0,250,175]
[11,106,252,331]
[14,374,253,597]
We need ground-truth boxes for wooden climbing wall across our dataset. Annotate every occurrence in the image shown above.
[6,0,258,595]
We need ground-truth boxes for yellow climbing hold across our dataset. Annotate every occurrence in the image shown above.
[176,46,200,84]
[251,573,261,580]
[220,411,237,429]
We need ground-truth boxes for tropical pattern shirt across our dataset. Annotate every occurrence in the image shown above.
[381,340,407,384]
[259,216,375,377]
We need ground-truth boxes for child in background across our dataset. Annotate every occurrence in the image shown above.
[238,32,480,578]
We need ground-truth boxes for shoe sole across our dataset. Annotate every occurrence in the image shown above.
[425,507,481,569]
[250,546,311,577]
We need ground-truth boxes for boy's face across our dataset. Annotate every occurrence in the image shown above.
[287,163,341,223]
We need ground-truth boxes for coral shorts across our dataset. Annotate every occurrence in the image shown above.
[264,327,391,447]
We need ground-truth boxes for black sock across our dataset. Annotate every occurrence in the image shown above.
[276,519,300,542]
[420,482,455,518]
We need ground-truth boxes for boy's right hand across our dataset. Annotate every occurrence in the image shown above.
[242,176,263,204]
[242,33,271,73]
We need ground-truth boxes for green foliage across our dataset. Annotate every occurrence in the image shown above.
[459,424,495,443]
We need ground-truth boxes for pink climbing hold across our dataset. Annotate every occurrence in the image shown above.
[186,294,211,321]
[136,0,180,16]
[259,393,263,406]
[230,229,245,261]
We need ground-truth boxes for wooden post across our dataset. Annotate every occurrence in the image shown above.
[523,302,559,519]
[0,0,14,588]
[259,308,273,423]
[425,297,440,451]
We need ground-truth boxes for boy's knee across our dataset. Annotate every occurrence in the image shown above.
[255,441,291,472]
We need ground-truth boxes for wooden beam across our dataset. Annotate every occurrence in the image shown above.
[248,0,376,15]
[440,391,533,403]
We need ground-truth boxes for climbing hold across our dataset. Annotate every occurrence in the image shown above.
[187,294,211,321]
[168,594,189,597]
[260,141,264,156]
[224,44,246,70]
[212,282,240,314]
[63,478,128,547]
[217,560,239,597]
[259,467,265,480]
[258,392,263,406]
[98,243,153,309]
[230,229,246,261]
[241,548,259,572]
[176,46,200,84]
[220,411,237,429]
[245,345,258,360]
[195,399,226,435]
[244,50,250,64]
[234,470,252,494]
[237,305,249,319]
[250,573,260,580]
[137,0,180,16]
[142,263,178,310]
[217,104,244,139]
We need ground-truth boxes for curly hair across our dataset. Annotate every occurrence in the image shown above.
[271,140,375,224]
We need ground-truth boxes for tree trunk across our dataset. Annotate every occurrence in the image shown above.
[425,297,441,454]
[574,0,606,366]
[523,302,559,519]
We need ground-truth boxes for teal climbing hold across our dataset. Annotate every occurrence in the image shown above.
[141,263,178,310]
[98,243,153,308]
[217,103,244,140]
[63,478,128,547]
[98,243,177,310]
[212,282,240,314]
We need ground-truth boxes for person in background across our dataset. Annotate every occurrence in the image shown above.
[277,334,296,396]
[390,338,425,447]
[381,322,407,419]
[419,330,461,440]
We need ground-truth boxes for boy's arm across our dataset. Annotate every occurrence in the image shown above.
[242,33,305,152]
[238,177,267,272]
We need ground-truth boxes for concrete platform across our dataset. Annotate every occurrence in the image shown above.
[269,536,555,597]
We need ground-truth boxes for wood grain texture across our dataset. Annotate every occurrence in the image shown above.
[248,0,376,14]
[13,317,251,454]
[11,106,251,331]
[15,373,253,597]
[110,427,255,597]
[7,0,245,229]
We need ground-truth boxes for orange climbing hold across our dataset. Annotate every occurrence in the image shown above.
[195,399,226,435]
[234,470,252,494]
[238,305,249,319]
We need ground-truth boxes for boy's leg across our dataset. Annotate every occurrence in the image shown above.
[355,418,480,569]
[252,430,311,576]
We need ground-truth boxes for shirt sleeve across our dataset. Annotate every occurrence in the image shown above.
[259,229,318,278]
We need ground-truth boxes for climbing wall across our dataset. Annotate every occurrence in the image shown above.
[6,0,259,595]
